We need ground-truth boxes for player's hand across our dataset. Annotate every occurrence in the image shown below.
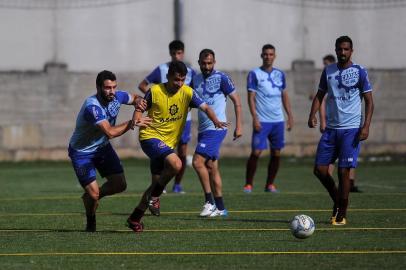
[135,116,152,128]
[253,119,261,133]
[215,121,229,129]
[286,116,293,131]
[233,127,242,141]
[358,126,369,141]
[135,97,147,112]
[308,115,317,128]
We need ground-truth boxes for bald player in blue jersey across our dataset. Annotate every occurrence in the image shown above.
[138,40,196,194]
[192,49,243,217]
[243,44,293,193]
[69,70,150,232]
[308,36,374,226]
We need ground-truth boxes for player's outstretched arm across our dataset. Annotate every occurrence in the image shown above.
[308,90,325,128]
[359,91,374,141]
[131,110,152,128]
[97,119,134,139]
[199,103,228,129]
[229,92,243,140]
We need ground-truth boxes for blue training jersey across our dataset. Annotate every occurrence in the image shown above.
[69,91,132,153]
[247,67,286,123]
[145,62,196,121]
[193,70,236,132]
[318,63,372,129]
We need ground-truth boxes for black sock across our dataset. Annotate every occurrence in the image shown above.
[151,183,165,197]
[86,214,96,223]
[214,197,225,211]
[205,193,214,205]
[130,208,144,222]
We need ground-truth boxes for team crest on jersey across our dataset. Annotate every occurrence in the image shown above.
[336,66,360,92]
[270,70,284,88]
[169,104,179,116]
[107,100,120,117]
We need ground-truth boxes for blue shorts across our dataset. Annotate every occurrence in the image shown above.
[315,128,361,168]
[140,138,175,175]
[251,121,285,150]
[195,129,227,161]
[179,120,192,145]
[68,143,123,188]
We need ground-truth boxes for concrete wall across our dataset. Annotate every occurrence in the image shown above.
[1,0,405,160]
[0,0,405,72]
[1,64,405,161]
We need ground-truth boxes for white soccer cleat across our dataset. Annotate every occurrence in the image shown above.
[209,208,228,217]
[199,202,216,217]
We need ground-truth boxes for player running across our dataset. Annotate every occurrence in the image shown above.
[126,61,227,232]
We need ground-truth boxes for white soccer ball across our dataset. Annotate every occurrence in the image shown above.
[290,215,315,239]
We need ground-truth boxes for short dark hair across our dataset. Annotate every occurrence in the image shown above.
[335,36,353,49]
[168,61,187,77]
[199,48,215,60]
[96,70,116,89]
[169,40,185,51]
[323,54,336,63]
[262,44,275,52]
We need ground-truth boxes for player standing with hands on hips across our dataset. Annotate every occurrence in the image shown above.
[308,36,374,225]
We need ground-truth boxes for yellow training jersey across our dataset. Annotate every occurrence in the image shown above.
[139,83,194,149]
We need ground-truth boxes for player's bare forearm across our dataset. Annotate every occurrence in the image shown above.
[98,120,133,139]
[359,92,374,141]
[308,90,325,128]
[230,92,243,139]
[132,110,143,123]
[282,91,294,130]
[138,80,149,94]
[319,96,328,132]
[247,91,257,121]
[248,91,261,132]
[200,103,228,129]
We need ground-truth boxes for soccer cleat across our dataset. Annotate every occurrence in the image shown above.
[243,184,252,193]
[126,218,144,233]
[148,196,161,216]
[172,184,185,194]
[85,215,96,232]
[209,208,228,217]
[330,206,339,224]
[332,217,347,226]
[199,202,216,217]
[264,184,279,193]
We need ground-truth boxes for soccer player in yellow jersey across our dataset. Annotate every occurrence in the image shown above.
[126,61,227,232]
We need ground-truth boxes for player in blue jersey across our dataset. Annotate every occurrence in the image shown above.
[68,70,151,232]
[308,36,374,225]
[320,54,361,193]
[192,49,243,217]
[126,61,227,232]
[138,40,196,194]
[243,44,293,193]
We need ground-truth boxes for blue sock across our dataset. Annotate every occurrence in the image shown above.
[205,193,214,204]
[214,197,225,210]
